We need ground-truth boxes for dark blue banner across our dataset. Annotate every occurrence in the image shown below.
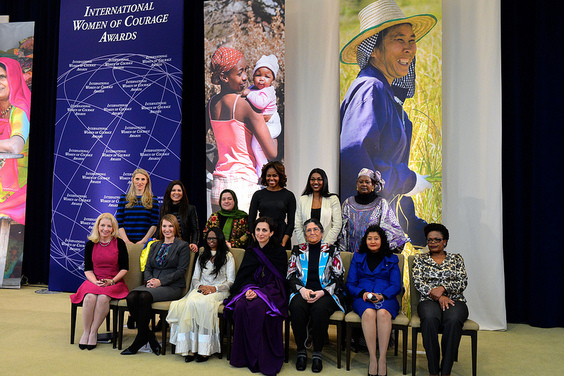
[49,0,183,292]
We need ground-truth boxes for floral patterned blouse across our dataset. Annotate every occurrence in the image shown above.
[203,212,250,249]
[413,252,468,302]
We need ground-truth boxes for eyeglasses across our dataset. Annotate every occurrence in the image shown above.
[207,237,217,241]
[306,227,321,233]
[427,238,444,244]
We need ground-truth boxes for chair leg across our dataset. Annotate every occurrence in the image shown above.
[70,304,77,344]
[118,308,125,350]
[394,327,399,356]
[336,321,342,369]
[402,327,408,375]
[106,312,111,332]
[160,313,167,355]
[284,318,290,363]
[345,322,352,371]
[471,331,478,376]
[112,306,118,348]
[411,328,418,376]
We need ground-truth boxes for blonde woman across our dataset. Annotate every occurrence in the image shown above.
[70,213,129,350]
[116,168,160,244]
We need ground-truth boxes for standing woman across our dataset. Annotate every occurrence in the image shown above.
[294,168,342,245]
[346,225,401,376]
[413,223,468,376]
[0,58,32,224]
[207,46,277,213]
[121,214,190,356]
[248,161,296,249]
[160,180,199,252]
[115,168,160,245]
[339,168,407,253]
[70,213,129,350]
[225,217,288,376]
[167,227,235,362]
[203,189,250,248]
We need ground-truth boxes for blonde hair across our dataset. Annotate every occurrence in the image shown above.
[88,213,120,243]
[125,168,154,209]
[159,214,180,241]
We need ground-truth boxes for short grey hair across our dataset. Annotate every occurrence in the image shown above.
[303,218,324,235]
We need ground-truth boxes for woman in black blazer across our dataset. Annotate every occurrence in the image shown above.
[121,214,191,356]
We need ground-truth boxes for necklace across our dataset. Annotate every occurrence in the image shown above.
[1,104,12,117]
[99,240,111,247]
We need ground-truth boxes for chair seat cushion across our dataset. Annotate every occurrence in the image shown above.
[344,311,361,323]
[151,301,171,311]
[391,312,409,326]
[329,310,345,321]
[463,319,480,331]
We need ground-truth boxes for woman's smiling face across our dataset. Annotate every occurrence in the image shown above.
[371,23,417,84]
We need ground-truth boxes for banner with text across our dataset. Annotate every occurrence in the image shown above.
[49,0,183,292]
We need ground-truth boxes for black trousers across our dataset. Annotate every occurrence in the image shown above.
[289,293,339,352]
[418,300,468,375]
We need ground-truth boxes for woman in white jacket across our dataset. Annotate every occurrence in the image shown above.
[295,168,342,245]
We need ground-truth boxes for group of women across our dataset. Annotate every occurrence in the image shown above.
[70,162,469,376]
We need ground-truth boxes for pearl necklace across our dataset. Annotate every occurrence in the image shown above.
[99,239,111,247]
[1,104,12,117]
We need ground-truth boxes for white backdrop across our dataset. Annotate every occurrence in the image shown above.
[285,0,506,330]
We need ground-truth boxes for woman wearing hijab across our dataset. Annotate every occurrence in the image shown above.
[203,189,249,249]
[0,57,32,225]
[339,0,437,247]
[338,168,407,253]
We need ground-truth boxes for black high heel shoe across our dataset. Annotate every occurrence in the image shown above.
[86,344,97,350]
[148,333,161,356]
[78,344,87,350]
[120,346,138,355]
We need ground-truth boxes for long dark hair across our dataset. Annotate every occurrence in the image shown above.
[161,180,189,220]
[200,227,229,276]
[358,224,392,256]
[301,168,335,197]
[260,161,287,188]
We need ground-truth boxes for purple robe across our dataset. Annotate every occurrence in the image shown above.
[225,240,288,376]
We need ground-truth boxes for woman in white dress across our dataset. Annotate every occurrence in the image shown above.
[167,227,235,362]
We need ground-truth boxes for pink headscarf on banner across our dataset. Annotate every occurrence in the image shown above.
[210,47,245,85]
[0,57,31,224]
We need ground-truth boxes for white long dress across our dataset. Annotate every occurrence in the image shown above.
[167,252,235,356]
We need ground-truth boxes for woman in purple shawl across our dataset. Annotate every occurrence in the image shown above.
[225,216,288,376]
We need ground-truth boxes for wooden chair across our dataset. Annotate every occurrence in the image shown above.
[344,254,409,374]
[70,243,144,347]
[149,250,196,355]
[407,255,479,376]
[110,243,144,348]
[284,250,353,369]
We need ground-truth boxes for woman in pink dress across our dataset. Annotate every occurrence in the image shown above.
[207,47,277,213]
[70,213,129,350]
[0,57,32,225]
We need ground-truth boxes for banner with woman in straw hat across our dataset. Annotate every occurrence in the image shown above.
[339,0,441,250]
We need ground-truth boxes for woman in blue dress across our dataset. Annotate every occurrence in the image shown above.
[346,224,401,376]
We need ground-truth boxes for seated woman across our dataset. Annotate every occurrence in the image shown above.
[287,218,345,373]
[413,223,468,376]
[70,213,129,350]
[294,168,342,245]
[339,168,407,253]
[346,225,401,376]
[224,217,288,376]
[167,227,235,362]
[121,214,190,356]
[203,189,250,248]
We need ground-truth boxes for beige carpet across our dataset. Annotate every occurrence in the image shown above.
[1,286,563,375]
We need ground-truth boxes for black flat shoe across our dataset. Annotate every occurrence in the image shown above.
[185,355,195,362]
[86,344,96,350]
[296,355,307,371]
[196,354,209,362]
[120,347,138,355]
[78,344,87,350]
[312,358,323,373]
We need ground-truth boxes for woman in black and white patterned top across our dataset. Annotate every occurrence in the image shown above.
[412,223,468,376]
